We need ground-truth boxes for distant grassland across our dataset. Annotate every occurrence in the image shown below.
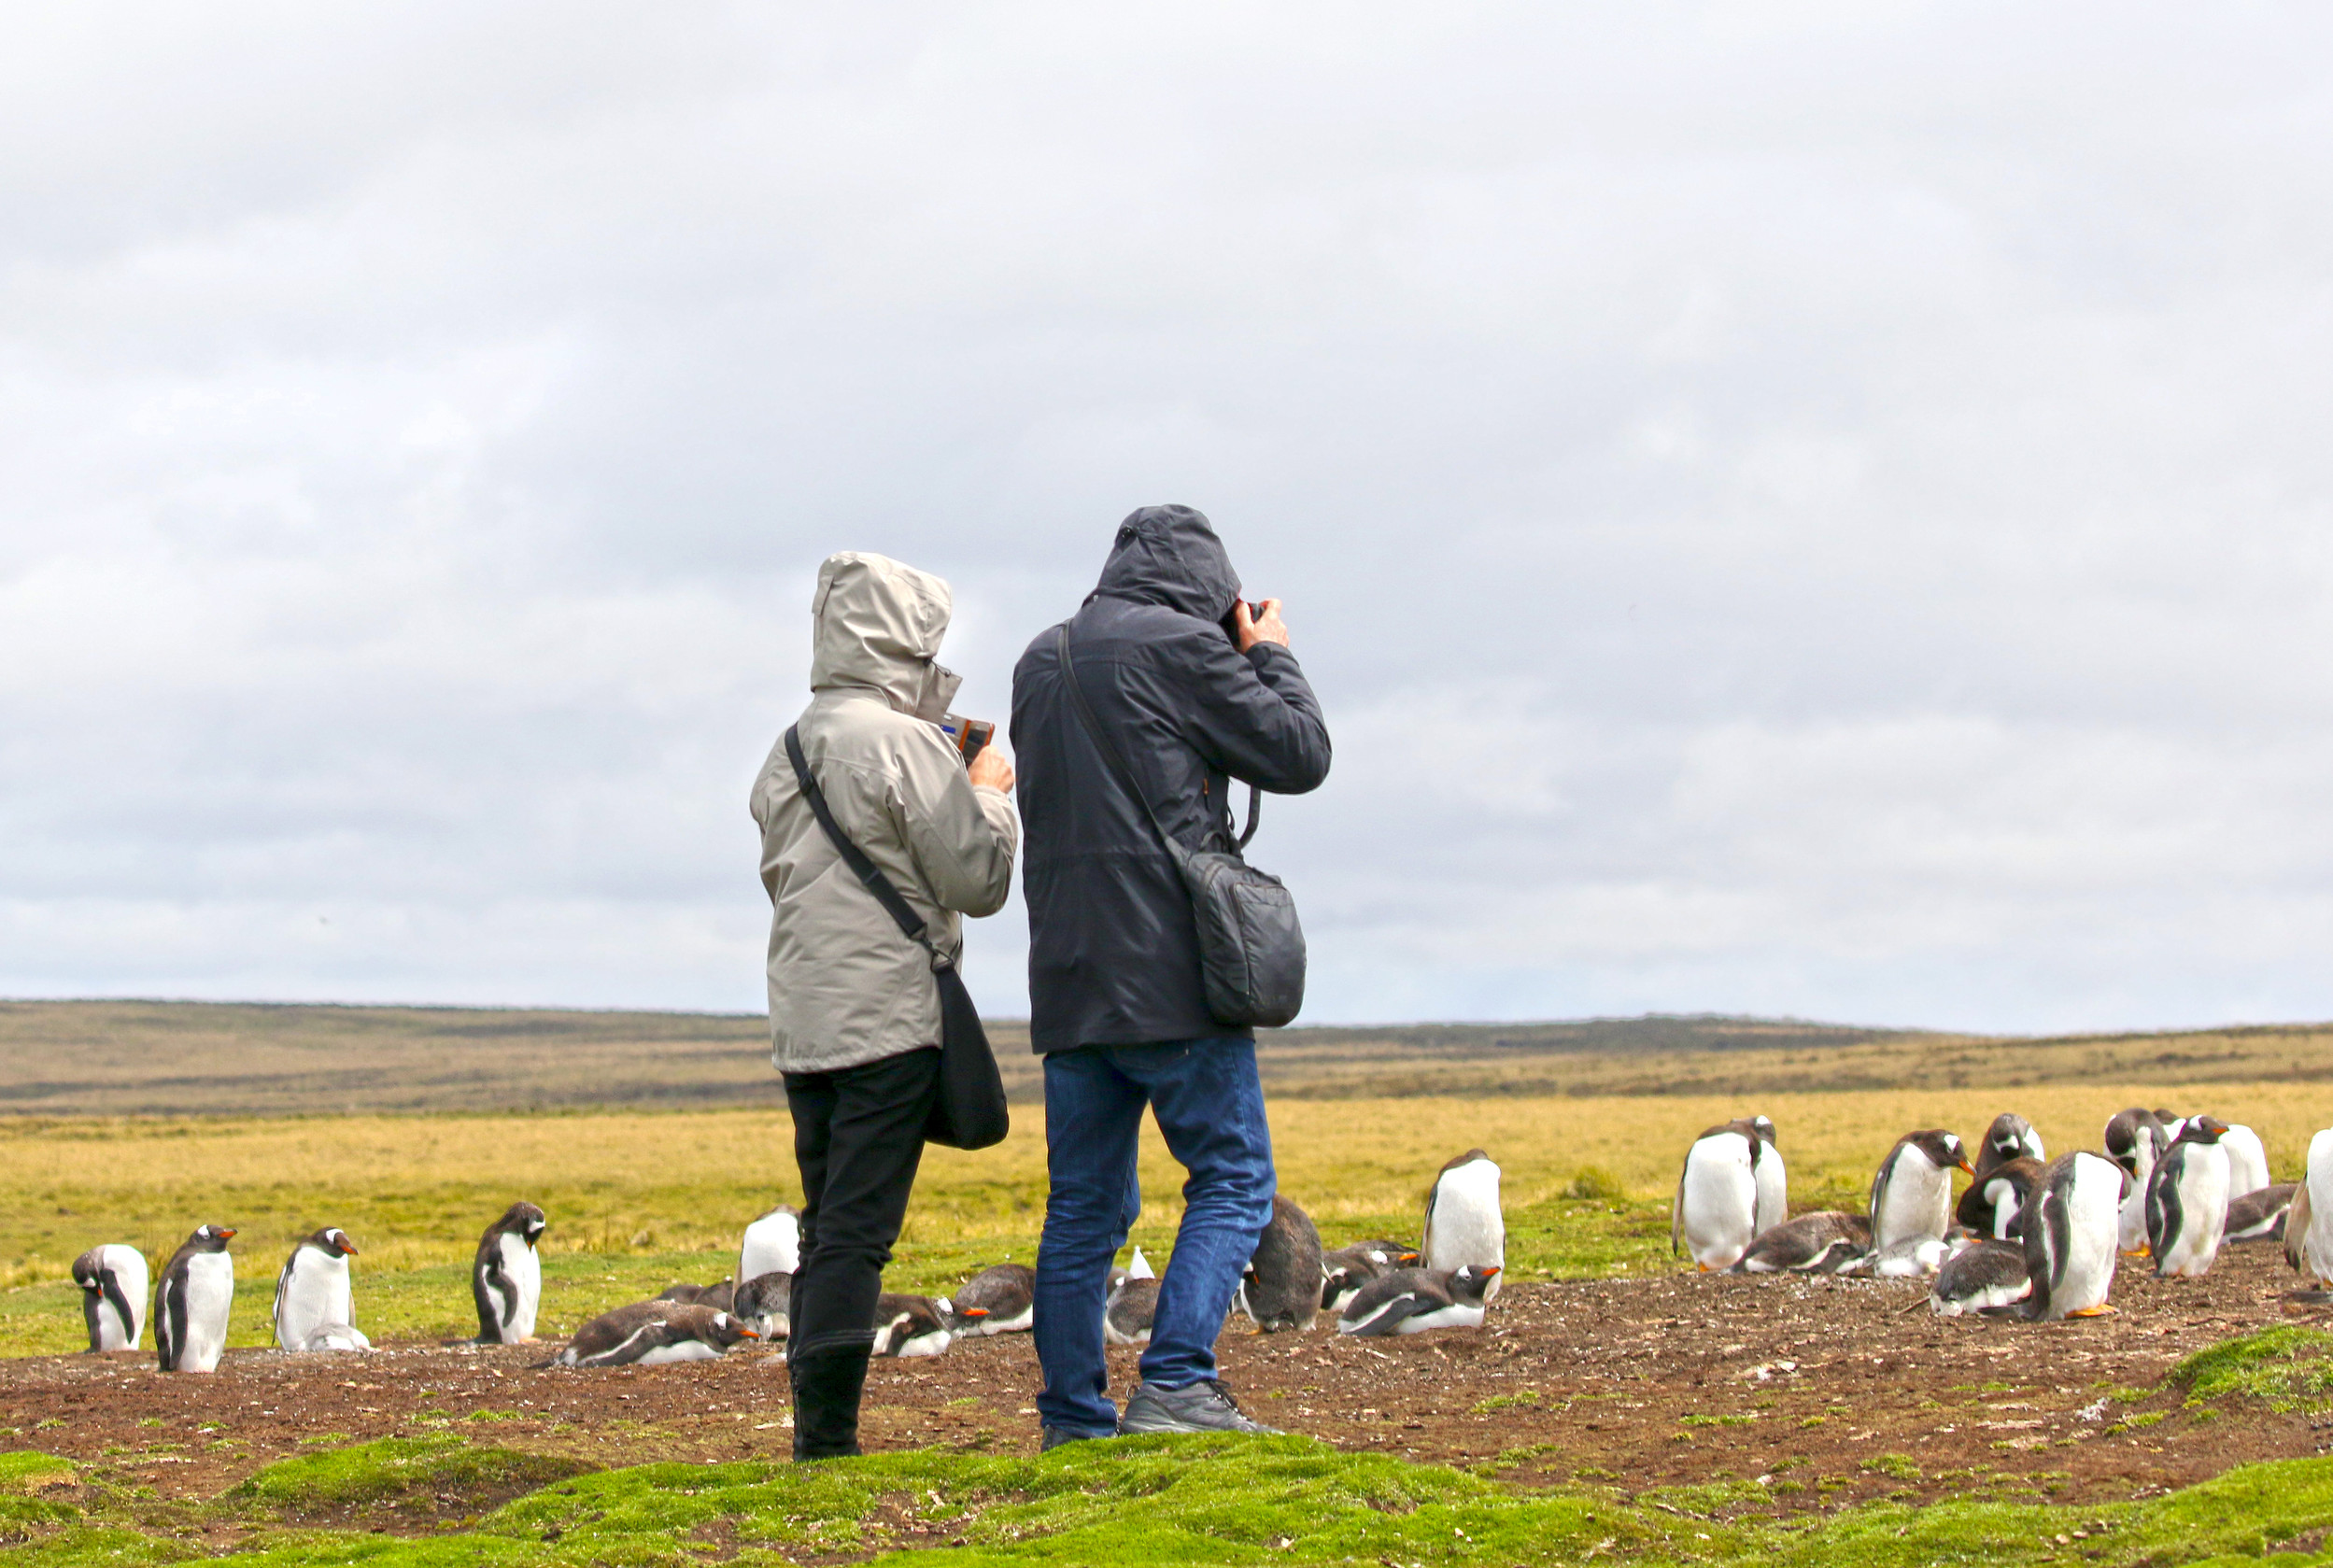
[3,1079,2330,1358]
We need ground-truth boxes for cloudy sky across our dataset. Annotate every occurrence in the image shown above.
[5,4,2328,1033]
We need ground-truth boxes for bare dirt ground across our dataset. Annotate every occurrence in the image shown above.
[4,1243,2326,1529]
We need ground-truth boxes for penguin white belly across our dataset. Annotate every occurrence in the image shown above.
[739,1213,800,1284]
[2117,1146,2157,1251]
[2220,1126,2270,1200]
[177,1254,234,1373]
[979,1305,1033,1335]
[1752,1149,1787,1237]
[92,1246,148,1351]
[1872,1150,1952,1250]
[633,1340,721,1366]
[1423,1164,1505,1298]
[2054,1154,2122,1315]
[1394,1302,1485,1335]
[2158,1146,2229,1278]
[2302,1131,2333,1285]
[1679,1138,1758,1270]
[895,1329,952,1358]
[276,1254,354,1350]
[501,1234,542,1341]
[298,1323,373,1352]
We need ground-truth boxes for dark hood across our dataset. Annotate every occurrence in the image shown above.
[1092,504,1241,622]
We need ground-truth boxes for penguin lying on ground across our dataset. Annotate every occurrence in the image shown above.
[1322,1240,1421,1311]
[657,1279,735,1310]
[1730,1211,1870,1274]
[2220,1123,2272,1199]
[275,1227,361,1352]
[1975,1113,2046,1176]
[1869,1130,1973,1250]
[291,1323,372,1352]
[155,1224,236,1373]
[873,1293,957,1357]
[947,1264,1034,1335]
[1956,1156,2044,1240]
[1422,1150,1505,1298]
[1843,1235,1960,1278]
[2227,1184,2298,1243]
[731,1272,791,1340]
[2104,1109,2169,1254]
[2147,1115,2232,1278]
[72,1245,148,1353]
[1930,1238,2030,1316]
[1104,1276,1159,1347]
[2285,1128,2333,1288]
[554,1303,758,1367]
[1673,1120,1774,1271]
[738,1205,800,1285]
[2022,1151,2123,1320]
[1336,1264,1500,1336]
[474,1202,547,1345]
[1107,1247,1154,1293]
[1239,1194,1324,1332]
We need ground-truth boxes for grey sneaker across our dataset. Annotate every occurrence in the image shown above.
[1119,1379,1280,1435]
[1040,1424,1118,1451]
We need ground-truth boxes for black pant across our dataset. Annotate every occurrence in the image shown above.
[783,1046,940,1359]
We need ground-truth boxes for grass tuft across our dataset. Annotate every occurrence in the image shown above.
[233,1434,594,1516]
[2170,1326,2333,1412]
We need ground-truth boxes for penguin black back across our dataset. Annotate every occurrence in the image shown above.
[473,1202,547,1344]
[1241,1194,1324,1333]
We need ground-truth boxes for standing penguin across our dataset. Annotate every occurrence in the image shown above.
[72,1245,148,1353]
[1673,1121,1770,1271]
[2146,1115,2232,1278]
[274,1227,360,1351]
[153,1224,236,1373]
[2288,1128,2333,1288]
[1868,1130,1973,1250]
[1746,1117,1788,1236]
[1422,1150,1505,1297]
[2104,1108,2169,1253]
[737,1205,801,1286]
[2020,1151,2123,1321]
[2220,1123,2271,1199]
[1239,1194,1325,1332]
[1975,1113,2045,1176]
[473,1202,547,1344]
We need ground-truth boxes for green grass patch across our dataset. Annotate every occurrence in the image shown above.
[2171,1325,2333,1412]
[232,1434,592,1516]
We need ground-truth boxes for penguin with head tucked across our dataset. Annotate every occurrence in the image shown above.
[1239,1194,1324,1332]
[1673,1120,1772,1271]
[2287,1129,2333,1287]
[1422,1150,1504,1298]
[946,1263,1033,1335]
[1731,1211,1870,1274]
[2020,1152,2123,1320]
[2227,1184,2298,1243]
[2146,1115,2232,1278]
[731,1272,791,1340]
[2104,1109,2169,1253]
[1930,1238,2030,1316]
[275,1227,360,1351]
[738,1204,800,1286]
[1335,1264,1500,1336]
[154,1224,236,1373]
[1955,1156,2044,1240]
[1104,1276,1159,1347]
[1322,1240,1420,1312]
[473,1202,546,1344]
[72,1245,148,1353]
[1868,1130,1972,1250]
[871,1293,954,1358]
[1975,1113,2045,1177]
[556,1302,758,1367]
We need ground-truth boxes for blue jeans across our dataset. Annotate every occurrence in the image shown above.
[1033,1037,1277,1435]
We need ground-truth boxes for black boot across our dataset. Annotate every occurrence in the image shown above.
[789,1340,872,1461]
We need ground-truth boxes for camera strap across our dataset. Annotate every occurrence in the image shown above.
[784,724,951,971]
[1055,624,1261,856]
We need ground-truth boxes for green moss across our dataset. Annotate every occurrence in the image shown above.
[2170,1326,2333,1412]
[232,1435,592,1514]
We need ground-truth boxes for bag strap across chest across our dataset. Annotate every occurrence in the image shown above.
[784,724,950,970]
[1054,623,1259,855]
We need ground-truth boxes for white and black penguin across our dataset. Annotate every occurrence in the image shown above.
[2286,1129,2333,1287]
[871,1293,953,1358]
[472,1202,547,1344]
[1930,1238,2030,1316]
[1103,1276,1159,1347]
[737,1205,801,1287]
[2020,1151,2123,1321]
[1336,1264,1500,1336]
[153,1224,236,1373]
[1975,1113,2045,1176]
[730,1272,791,1340]
[1107,1246,1155,1294]
[1672,1120,1772,1272]
[1746,1116,1788,1236]
[71,1245,148,1353]
[1868,1130,1973,1251]
[947,1263,1034,1335]
[2227,1184,2298,1243]
[1843,1235,1961,1278]
[657,1279,735,1310]
[1731,1211,1870,1274]
[1955,1156,2044,1240]
[1322,1240,1420,1312]
[274,1227,360,1351]
[2219,1123,2271,1199]
[1421,1150,1505,1299]
[2146,1115,2232,1278]
[1239,1194,1325,1333]
[555,1303,758,1367]
[2103,1108,2169,1253]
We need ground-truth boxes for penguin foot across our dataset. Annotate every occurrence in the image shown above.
[2065,1304,2118,1318]
[2122,1247,2152,1258]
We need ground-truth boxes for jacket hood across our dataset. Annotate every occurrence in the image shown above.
[1092,504,1241,622]
[809,552,962,720]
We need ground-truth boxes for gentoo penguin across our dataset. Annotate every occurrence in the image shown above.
[153,1224,236,1373]
[871,1293,954,1358]
[472,1202,547,1344]
[1746,1116,1788,1236]
[1955,1156,2043,1240]
[1336,1264,1500,1336]
[1975,1113,2045,1176]
[657,1279,735,1310]
[1422,1150,1505,1299]
[1672,1121,1770,1271]
[1868,1130,1973,1250]
[1844,1235,1959,1278]
[1103,1277,1159,1347]
[291,1323,372,1352]
[2020,1151,2123,1321]
[1108,1245,1156,1295]
[947,1264,1034,1335]
[731,1272,791,1340]
[2104,1109,2169,1253]
[1930,1238,2030,1316]
[2146,1115,2232,1278]
[1731,1211,1870,1275]
[2220,1123,2271,1199]
[556,1303,758,1367]
[1239,1194,1324,1333]
[2286,1128,2333,1287]
[737,1205,801,1287]
[274,1227,360,1351]
[2227,1183,2298,1243]
[1322,1240,1421,1312]
[71,1245,148,1353]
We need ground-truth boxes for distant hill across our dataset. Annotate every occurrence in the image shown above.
[0,999,2326,1116]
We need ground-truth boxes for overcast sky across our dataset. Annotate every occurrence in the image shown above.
[5,4,2329,1034]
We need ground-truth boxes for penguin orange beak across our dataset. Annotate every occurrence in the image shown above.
[736,1326,760,1338]
[1957,1158,1976,1176]
[1480,1264,1502,1278]
[964,1307,990,1319]
[217,1228,237,1240]
[341,1241,360,1255]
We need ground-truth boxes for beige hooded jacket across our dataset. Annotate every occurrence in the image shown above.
[751,553,1019,1075]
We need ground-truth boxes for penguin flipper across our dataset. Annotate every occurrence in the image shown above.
[1340,1292,1431,1337]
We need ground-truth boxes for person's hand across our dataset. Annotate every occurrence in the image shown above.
[1234,598,1290,653]
[968,745,1015,794]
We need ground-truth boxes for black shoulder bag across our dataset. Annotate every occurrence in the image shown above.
[1055,624,1307,1029]
[783,725,1010,1151]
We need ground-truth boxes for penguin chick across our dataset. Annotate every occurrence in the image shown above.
[154,1224,236,1374]
[1930,1238,2030,1316]
[2227,1184,2298,1243]
[1731,1211,1871,1274]
[738,1205,801,1285]
[1869,1130,1973,1250]
[274,1227,360,1351]
[1104,1277,1159,1347]
[1239,1194,1324,1333]
[556,1303,757,1367]
[1422,1151,1505,1298]
[1955,1156,2044,1240]
[473,1202,547,1345]
[2147,1115,2232,1278]
[1336,1264,1500,1336]
[730,1271,791,1340]
[872,1293,954,1358]
[72,1245,148,1354]
[947,1264,1034,1335]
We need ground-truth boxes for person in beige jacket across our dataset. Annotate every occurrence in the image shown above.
[750,551,1017,1458]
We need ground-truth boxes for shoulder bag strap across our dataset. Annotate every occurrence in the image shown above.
[1054,623,1264,856]
[784,724,949,970]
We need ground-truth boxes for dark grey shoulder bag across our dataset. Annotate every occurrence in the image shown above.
[1055,624,1307,1029]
